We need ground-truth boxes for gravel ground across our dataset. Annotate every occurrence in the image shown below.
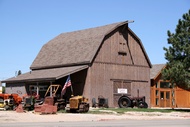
[0,110,190,123]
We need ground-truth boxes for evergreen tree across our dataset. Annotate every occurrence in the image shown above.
[17,70,22,76]
[162,10,190,88]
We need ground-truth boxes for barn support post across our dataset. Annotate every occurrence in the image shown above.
[50,81,52,97]
[36,82,39,96]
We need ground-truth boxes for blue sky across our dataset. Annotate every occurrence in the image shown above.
[0,0,190,81]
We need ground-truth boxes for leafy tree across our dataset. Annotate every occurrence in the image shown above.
[162,10,190,89]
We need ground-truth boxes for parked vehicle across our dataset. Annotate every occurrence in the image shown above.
[34,84,89,113]
[44,84,66,110]
[0,93,22,110]
[34,84,66,113]
[22,96,35,111]
[118,90,148,108]
[118,95,148,108]
[92,95,109,108]
[66,95,89,113]
[34,96,57,114]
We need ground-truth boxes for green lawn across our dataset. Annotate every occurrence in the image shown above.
[57,107,190,114]
[88,108,189,114]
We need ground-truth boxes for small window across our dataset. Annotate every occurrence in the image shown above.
[166,92,170,99]
[118,42,127,55]
[160,82,170,88]
[160,92,164,99]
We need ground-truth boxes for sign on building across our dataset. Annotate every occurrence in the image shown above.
[117,88,128,94]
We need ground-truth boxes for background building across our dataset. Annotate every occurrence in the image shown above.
[151,64,190,108]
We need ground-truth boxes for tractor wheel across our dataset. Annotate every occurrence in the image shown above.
[138,101,148,108]
[103,99,109,108]
[4,105,9,110]
[84,103,89,112]
[118,96,131,108]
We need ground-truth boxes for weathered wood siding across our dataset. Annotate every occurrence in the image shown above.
[84,28,150,107]
[5,83,27,97]
[128,31,149,66]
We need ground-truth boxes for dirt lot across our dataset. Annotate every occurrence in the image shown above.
[0,109,190,123]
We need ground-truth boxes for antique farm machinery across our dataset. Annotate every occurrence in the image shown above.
[118,89,148,108]
[92,95,109,108]
[34,84,90,113]
[34,84,65,114]
[0,93,22,110]
[66,95,89,113]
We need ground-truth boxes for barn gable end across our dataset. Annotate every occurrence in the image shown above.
[83,24,151,107]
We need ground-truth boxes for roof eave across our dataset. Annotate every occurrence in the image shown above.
[30,61,90,70]
[1,77,56,84]
[152,65,167,80]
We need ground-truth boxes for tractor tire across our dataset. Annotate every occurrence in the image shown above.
[138,101,148,108]
[84,103,89,112]
[4,105,9,110]
[118,96,131,108]
[103,99,109,108]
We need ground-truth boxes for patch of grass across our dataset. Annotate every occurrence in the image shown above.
[110,108,173,113]
[57,107,190,114]
[57,109,66,113]
[88,110,114,114]
[89,108,176,114]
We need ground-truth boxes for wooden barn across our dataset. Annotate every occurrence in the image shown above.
[2,21,151,107]
[150,64,190,108]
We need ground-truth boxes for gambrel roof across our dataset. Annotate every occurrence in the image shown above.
[30,22,121,70]
[3,21,151,83]
[30,21,151,70]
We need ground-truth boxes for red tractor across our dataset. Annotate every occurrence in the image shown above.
[118,90,148,108]
[0,93,22,110]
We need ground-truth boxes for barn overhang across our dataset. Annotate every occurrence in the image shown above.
[2,65,88,83]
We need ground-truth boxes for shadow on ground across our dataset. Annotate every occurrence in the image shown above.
[170,108,190,112]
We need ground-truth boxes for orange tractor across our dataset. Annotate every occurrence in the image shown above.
[0,93,22,110]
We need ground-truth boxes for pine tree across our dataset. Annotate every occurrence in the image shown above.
[162,10,190,89]
[17,70,22,76]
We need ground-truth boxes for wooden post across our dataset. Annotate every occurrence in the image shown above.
[36,82,39,96]
[50,82,52,97]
